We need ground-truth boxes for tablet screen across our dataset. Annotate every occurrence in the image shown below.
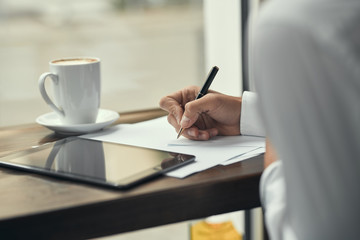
[0,137,195,189]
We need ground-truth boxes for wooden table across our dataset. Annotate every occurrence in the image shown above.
[0,108,263,239]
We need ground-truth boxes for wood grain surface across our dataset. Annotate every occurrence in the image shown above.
[0,108,263,239]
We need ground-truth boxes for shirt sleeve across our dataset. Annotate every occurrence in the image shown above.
[260,161,290,240]
[240,91,266,137]
[252,0,360,238]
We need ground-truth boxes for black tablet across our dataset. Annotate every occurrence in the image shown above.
[0,137,195,189]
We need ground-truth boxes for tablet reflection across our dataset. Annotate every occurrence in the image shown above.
[45,138,106,180]
[161,152,194,170]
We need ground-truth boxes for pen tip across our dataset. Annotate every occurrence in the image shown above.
[177,128,184,139]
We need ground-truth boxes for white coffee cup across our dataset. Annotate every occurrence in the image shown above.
[39,57,101,125]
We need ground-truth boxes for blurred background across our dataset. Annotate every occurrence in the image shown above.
[0,0,204,127]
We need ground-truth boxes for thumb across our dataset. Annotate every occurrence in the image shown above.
[180,96,213,128]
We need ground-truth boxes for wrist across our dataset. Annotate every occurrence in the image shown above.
[265,139,278,169]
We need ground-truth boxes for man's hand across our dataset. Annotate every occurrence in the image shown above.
[159,86,242,140]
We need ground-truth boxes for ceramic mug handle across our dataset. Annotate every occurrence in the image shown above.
[38,72,65,117]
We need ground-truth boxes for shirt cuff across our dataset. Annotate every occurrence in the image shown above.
[240,91,265,137]
[260,161,287,240]
[260,161,284,209]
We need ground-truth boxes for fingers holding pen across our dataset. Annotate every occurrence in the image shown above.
[180,95,214,128]
[160,98,214,141]
[166,114,181,134]
[176,95,219,140]
[159,95,184,127]
[159,86,200,129]
[159,86,220,140]
[182,127,219,141]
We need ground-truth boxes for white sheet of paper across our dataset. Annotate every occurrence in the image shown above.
[81,117,265,178]
[221,147,265,166]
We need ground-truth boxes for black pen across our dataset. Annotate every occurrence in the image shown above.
[177,66,219,139]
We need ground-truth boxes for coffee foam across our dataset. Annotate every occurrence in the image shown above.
[52,58,98,65]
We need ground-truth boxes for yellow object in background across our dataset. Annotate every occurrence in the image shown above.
[191,221,242,240]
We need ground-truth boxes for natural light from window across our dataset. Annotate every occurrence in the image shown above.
[0,0,204,127]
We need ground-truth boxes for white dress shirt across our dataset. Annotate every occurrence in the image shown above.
[240,91,265,137]
[241,0,360,239]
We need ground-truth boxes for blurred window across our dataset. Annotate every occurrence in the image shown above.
[0,0,204,126]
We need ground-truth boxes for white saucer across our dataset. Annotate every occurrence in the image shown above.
[36,109,120,135]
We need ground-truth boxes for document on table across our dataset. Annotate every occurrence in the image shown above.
[81,117,265,178]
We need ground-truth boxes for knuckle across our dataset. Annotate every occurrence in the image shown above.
[159,97,168,109]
